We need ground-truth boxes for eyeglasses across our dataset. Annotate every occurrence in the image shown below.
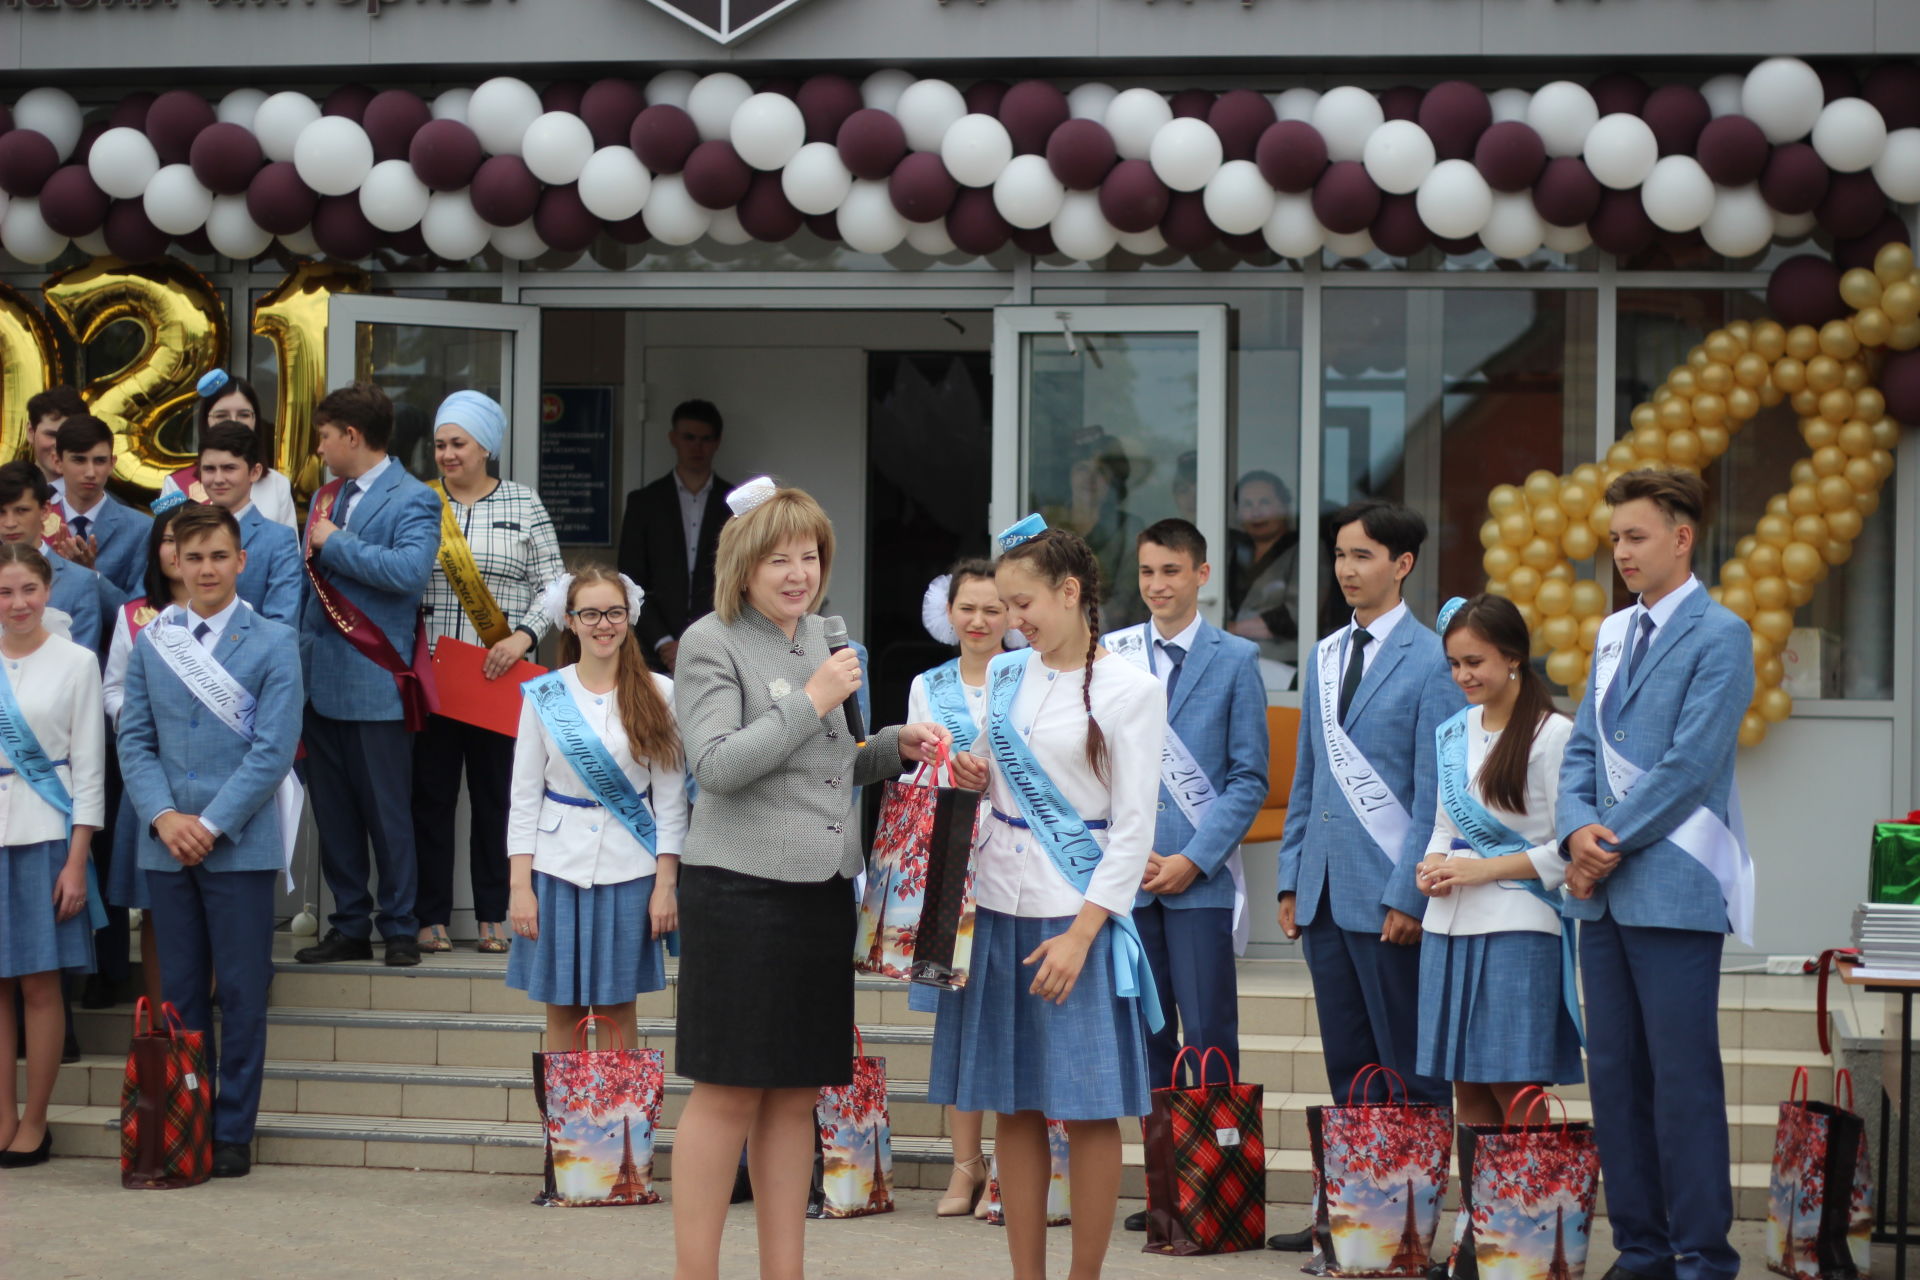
[570,607,629,626]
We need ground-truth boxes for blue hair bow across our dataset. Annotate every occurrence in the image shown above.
[1436,595,1469,633]
[997,513,1047,550]
[196,369,231,399]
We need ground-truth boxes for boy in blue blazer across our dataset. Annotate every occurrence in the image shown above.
[0,460,125,658]
[196,424,303,625]
[118,502,303,1179]
[1559,469,1751,1280]
[1270,499,1462,1252]
[293,383,441,969]
[51,414,151,599]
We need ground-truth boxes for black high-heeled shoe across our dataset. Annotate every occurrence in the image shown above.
[0,1131,52,1169]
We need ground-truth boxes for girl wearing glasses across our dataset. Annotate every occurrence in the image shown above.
[159,372,299,530]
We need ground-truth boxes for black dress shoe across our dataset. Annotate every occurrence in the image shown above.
[1124,1209,1148,1232]
[1600,1268,1675,1280]
[0,1131,52,1168]
[80,975,116,1010]
[383,936,422,968]
[1268,1225,1315,1251]
[730,1165,754,1204]
[61,1033,81,1064]
[211,1143,252,1178]
[294,930,373,965]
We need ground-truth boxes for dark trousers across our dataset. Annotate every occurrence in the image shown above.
[1299,907,1449,1106]
[91,751,129,982]
[304,707,418,940]
[1136,899,1239,1089]
[411,713,515,927]
[147,865,276,1146]
[1580,914,1738,1280]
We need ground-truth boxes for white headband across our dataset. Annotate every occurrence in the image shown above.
[922,574,957,646]
[726,476,778,518]
[539,572,645,632]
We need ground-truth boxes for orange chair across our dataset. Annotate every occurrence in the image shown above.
[1242,705,1301,844]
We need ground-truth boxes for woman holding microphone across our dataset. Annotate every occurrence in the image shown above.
[670,478,970,1280]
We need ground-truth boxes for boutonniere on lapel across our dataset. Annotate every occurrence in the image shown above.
[769,678,791,700]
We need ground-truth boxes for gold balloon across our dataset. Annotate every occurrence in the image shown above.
[1889,319,1920,351]
[1544,562,1574,584]
[1727,320,1754,345]
[1750,565,1787,604]
[1515,602,1540,632]
[1560,523,1599,561]
[1856,388,1886,421]
[1687,345,1710,369]
[252,260,371,504]
[1824,506,1863,541]
[1483,545,1519,580]
[1876,242,1915,284]
[1587,501,1613,537]
[1738,713,1767,748]
[1545,647,1585,690]
[1666,427,1703,463]
[1719,584,1756,620]
[1535,578,1573,617]
[1751,628,1775,662]
[1519,536,1560,571]
[1841,267,1885,311]
[1842,358,1871,391]
[1755,513,1793,548]
[1834,419,1873,457]
[1705,331,1742,364]
[1772,357,1807,394]
[0,283,62,468]
[1786,482,1821,516]
[1870,417,1900,450]
[1721,390,1758,424]
[1846,457,1880,491]
[1800,415,1838,449]
[1570,463,1602,489]
[1857,487,1881,517]
[1507,565,1542,603]
[1523,469,1561,505]
[1758,654,1783,688]
[1690,395,1727,427]
[1882,281,1920,324]
[1605,441,1639,471]
[1488,483,1524,517]
[1781,541,1824,584]
[1557,481,1593,516]
[1758,686,1793,724]
[1735,535,1759,559]
[1790,459,1817,487]
[1759,381,1787,407]
[1818,388,1855,424]
[1766,493,1791,519]
[1630,403,1659,432]
[1499,510,1533,547]
[1698,361,1735,395]
[1719,558,1752,587]
[1816,474,1856,511]
[1825,538,1854,566]
[1571,579,1608,617]
[1631,426,1667,459]
[1853,307,1892,349]
[41,259,227,491]
[1699,423,1735,458]
[1668,367,1699,396]
[1788,577,1816,607]
[1785,325,1821,361]
[1806,354,1844,392]
[1656,396,1693,431]
[1751,607,1795,646]
[1790,389,1822,418]
[1812,445,1847,477]
[1790,513,1829,545]
[1530,502,1569,538]
[1479,517,1503,550]
[1734,352,1772,387]
[1541,614,1580,652]
[1871,447,1895,480]
[1753,322,1787,361]
[1580,615,1603,650]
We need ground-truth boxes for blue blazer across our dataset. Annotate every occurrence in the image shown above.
[48,551,126,659]
[298,461,440,722]
[75,495,151,599]
[1127,621,1270,913]
[119,607,304,875]
[1556,587,1752,934]
[236,505,303,626]
[1276,614,1462,931]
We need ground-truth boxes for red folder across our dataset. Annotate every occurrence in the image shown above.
[429,636,547,737]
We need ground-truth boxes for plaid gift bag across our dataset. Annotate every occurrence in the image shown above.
[1305,1065,1455,1278]
[809,1027,894,1219]
[985,1120,1073,1226]
[1451,1088,1601,1280]
[1768,1066,1873,1279]
[120,998,213,1189]
[1143,1045,1266,1255]
[854,748,983,991]
[530,1016,665,1207]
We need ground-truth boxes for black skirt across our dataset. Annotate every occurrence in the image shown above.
[675,863,857,1089]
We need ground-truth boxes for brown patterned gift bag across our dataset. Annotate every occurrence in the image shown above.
[854,744,983,991]
[1143,1045,1266,1255]
[120,998,213,1189]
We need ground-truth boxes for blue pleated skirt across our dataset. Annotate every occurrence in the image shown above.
[927,907,1151,1120]
[106,791,148,910]
[1,839,97,978]
[505,872,664,1007]
[1415,928,1583,1085]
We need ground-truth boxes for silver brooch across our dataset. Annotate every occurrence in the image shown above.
[769,678,791,699]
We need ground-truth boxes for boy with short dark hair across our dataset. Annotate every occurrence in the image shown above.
[25,386,84,482]
[51,414,150,598]
[197,424,302,624]
[0,459,125,657]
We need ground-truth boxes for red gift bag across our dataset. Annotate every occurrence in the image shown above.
[119,998,214,1189]
[1143,1045,1267,1255]
[530,1015,665,1207]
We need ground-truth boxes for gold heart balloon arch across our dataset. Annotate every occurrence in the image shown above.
[1481,241,1916,749]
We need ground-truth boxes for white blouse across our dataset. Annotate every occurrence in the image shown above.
[1421,706,1573,937]
[900,666,989,784]
[0,633,106,843]
[968,653,1164,920]
[102,603,146,729]
[507,666,690,890]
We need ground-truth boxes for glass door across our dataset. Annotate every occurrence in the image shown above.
[991,305,1228,633]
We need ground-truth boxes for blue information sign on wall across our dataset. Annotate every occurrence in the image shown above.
[538,386,615,546]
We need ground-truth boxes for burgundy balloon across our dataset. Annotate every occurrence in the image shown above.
[1379,86,1425,124]
[1588,72,1651,118]
[963,80,1009,117]
[1159,190,1217,253]
[1642,85,1712,157]
[1010,224,1058,257]
[0,130,59,197]
[77,122,106,163]
[1098,159,1171,234]
[38,165,109,237]
[1210,89,1276,161]
[836,109,908,181]
[1815,65,1860,105]
[312,194,380,259]
[998,81,1070,157]
[803,211,840,242]
[796,75,862,145]
[110,92,158,130]
[1817,170,1888,239]
[630,105,699,175]
[1759,143,1829,215]
[145,89,216,165]
[189,123,264,196]
[409,119,484,192]
[388,224,429,256]
[1418,81,1492,161]
[535,184,598,253]
[0,105,10,137]
[1766,254,1847,328]
[738,170,804,242]
[1311,161,1382,236]
[1255,120,1328,194]
[540,82,587,116]
[1434,233,1483,257]
[683,140,753,210]
[1221,230,1269,258]
[1695,116,1769,187]
[104,199,168,262]
[947,187,1012,255]
[1169,89,1216,121]
[580,79,646,149]
[1532,156,1603,227]
[1882,348,1920,425]
[363,89,432,162]
[1834,212,1911,272]
[889,151,958,222]
[607,211,651,245]
[245,162,320,236]
[1474,121,1547,192]
[1371,193,1431,257]
[1045,118,1117,190]
[1589,186,1657,258]
[322,84,378,122]
[174,227,215,258]
[470,154,541,227]
[1863,64,1920,132]
[759,78,799,101]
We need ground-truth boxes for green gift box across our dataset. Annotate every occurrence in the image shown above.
[1870,812,1920,904]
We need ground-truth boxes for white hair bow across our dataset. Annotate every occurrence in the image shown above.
[726,476,778,518]
[922,574,957,645]
[539,572,646,632]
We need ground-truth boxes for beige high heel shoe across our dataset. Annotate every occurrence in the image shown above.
[936,1154,989,1217]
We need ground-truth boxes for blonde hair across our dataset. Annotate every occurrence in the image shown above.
[712,487,835,625]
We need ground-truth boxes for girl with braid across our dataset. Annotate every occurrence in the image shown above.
[931,515,1166,1280]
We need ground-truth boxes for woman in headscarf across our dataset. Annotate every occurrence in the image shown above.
[411,391,567,955]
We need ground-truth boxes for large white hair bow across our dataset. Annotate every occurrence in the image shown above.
[539,572,646,632]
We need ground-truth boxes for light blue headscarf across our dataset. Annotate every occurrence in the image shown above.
[434,390,507,459]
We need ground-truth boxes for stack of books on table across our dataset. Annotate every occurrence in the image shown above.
[1853,903,1920,972]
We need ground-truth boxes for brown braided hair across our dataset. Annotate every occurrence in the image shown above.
[999,528,1109,783]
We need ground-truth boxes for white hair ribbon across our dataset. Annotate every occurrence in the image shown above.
[725,476,778,518]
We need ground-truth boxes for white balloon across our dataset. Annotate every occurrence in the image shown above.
[1541,222,1593,254]
[1,198,67,264]
[1415,159,1493,239]
[143,164,213,235]
[217,88,268,130]
[905,218,958,256]
[522,111,596,185]
[707,206,753,247]
[1811,98,1888,173]
[1527,81,1599,159]
[1323,228,1376,261]
[1312,86,1384,163]
[468,78,543,156]
[255,92,321,163]
[781,141,853,216]
[420,189,491,260]
[1701,73,1747,119]
[1149,117,1224,193]
[1202,160,1276,235]
[431,88,473,123]
[1583,113,1658,190]
[206,194,273,259]
[896,79,967,154]
[646,71,698,110]
[1701,183,1774,258]
[1488,88,1532,125]
[730,93,806,172]
[1361,119,1436,195]
[293,116,374,197]
[89,128,160,201]
[1772,208,1819,241]
[940,114,1012,188]
[1640,154,1715,232]
[12,88,82,162]
[686,73,753,144]
[861,70,916,114]
[1051,190,1116,261]
[1873,128,1920,203]
[578,146,652,222]
[279,226,319,256]
[1105,88,1172,162]
[1067,83,1119,123]
[1262,193,1324,258]
[490,218,548,261]
[360,158,432,231]
[838,178,907,253]
[1116,226,1168,257]
[1273,88,1321,124]
[1742,57,1824,143]
[993,153,1065,229]
[74,230,111,260]
[641,173,711,245]
[1480,192,1546,259]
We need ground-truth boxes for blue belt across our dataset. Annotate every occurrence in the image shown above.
[0,758,68,777]
[991,807,1107,831]
[545,787,650,809]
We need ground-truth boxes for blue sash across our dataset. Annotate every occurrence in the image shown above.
[523,672,658,855]
[0,655,106,930]
[1435,709,1584,1045]
[923,660,977,749]
[983,651,1164,1032]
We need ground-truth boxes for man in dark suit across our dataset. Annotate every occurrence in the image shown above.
[617,399,731,673]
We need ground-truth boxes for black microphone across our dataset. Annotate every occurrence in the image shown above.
[821,615,867,747]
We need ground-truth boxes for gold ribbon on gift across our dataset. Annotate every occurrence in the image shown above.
[429,481,512,646]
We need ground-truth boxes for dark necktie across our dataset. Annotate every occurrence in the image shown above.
[1604,612,1656,723]
[1338,627,1372,725]
[1625,612,1655,685]
[193,621,212,647]
[333,480,361,528]
[1158,640,1186,702]
[70,514,90,541]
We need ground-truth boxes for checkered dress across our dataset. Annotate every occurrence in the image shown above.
[421,478,567,647]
